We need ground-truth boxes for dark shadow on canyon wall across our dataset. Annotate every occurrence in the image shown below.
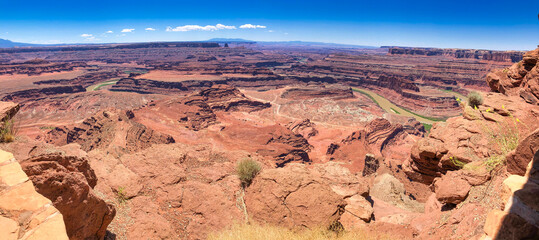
[494,150,539,240]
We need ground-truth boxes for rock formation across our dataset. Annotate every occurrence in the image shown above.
[487,48,539,104]
[245,162,371,229]
[404,93,539,184]
[21,153,116,240]
[45,110,175,152]
[0,150,69,240]
[388,47,524,63]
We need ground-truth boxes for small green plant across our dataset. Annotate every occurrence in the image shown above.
[467,91,483,108]
[479,107,523,171]
[236,158,261,188]
[450,156,466,169]
[484,154,505,171]
[0,119,15,143]
[422,123,432,132]
[116,186,128,204]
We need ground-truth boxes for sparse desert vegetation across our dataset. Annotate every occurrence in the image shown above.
[236,158,262,188]
[0,119,15,143]
[467,91,483,108]
[208,223,391,240]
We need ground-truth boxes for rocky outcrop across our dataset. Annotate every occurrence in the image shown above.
[21,153,115,240]
[0,150,69,240]
[487,47,539,104]
[0,61,85,76]
[139,85,270,131]
[388,47,524,63]
[110,78,188,94]
[0,101,19,127]
[280,87,355,100]
[194,84,271,112]
[45,110,175,152]
[327,118,417,172]
[404,93,539,184]
[484,150,539,239]
[86,143,244,240]
[370,173,424,213]
[1,86,86,104]
[286,119,318,139]
[245,162,370,229]
[34,70,122,88]
[506,129,539,175]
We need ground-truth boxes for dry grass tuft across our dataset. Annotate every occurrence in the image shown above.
[207,223,391,240]
[0,119,16,143]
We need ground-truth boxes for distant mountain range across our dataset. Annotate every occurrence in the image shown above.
[0,38,39,48]
[205,38,377,48]
[0,37,378,49]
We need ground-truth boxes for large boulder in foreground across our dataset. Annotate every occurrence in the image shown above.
[0,150,69,240]
[21,153,115,240]
[245,163,359,228]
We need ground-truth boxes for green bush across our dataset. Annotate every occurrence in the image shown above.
[116,186,128,204]
[236,158,261,188]
[467,91,483,108]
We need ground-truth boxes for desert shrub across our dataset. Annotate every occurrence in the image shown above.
[236,158,261,188]
[116,186,128,204]
[0,119,15,143]
[467,91,483,108]
[479,108,522,171]
[207,223,391,240]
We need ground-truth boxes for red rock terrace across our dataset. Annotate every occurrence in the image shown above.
[0,41,537,240]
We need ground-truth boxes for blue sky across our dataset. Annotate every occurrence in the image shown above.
[0,0,538,50]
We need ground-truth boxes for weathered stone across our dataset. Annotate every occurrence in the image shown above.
[0,216,19,240]
[362,153,379,177]
[341,194,373,226]
[506,129,539,175]
[434,171,471,205]
[484,210,538,239]
[245,163,346,228]
[370,173,424,212]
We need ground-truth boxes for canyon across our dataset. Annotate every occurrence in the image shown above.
[0,41,537,240]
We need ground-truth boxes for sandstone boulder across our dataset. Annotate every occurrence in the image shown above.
[506,129,539,175]
[21,153,115,240]
[370,173,424,212]
[340,194,373,228]
[433,171,471,205]
[0,150,69,240]
[245,163,347,228]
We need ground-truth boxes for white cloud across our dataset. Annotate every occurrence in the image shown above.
[80,34,93,37]
[166,23,236,32]
[145,28,156,31]
[268,30,274,33]
[121,28,135,33]
[239,24,266,29]
[105,30,113,34]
